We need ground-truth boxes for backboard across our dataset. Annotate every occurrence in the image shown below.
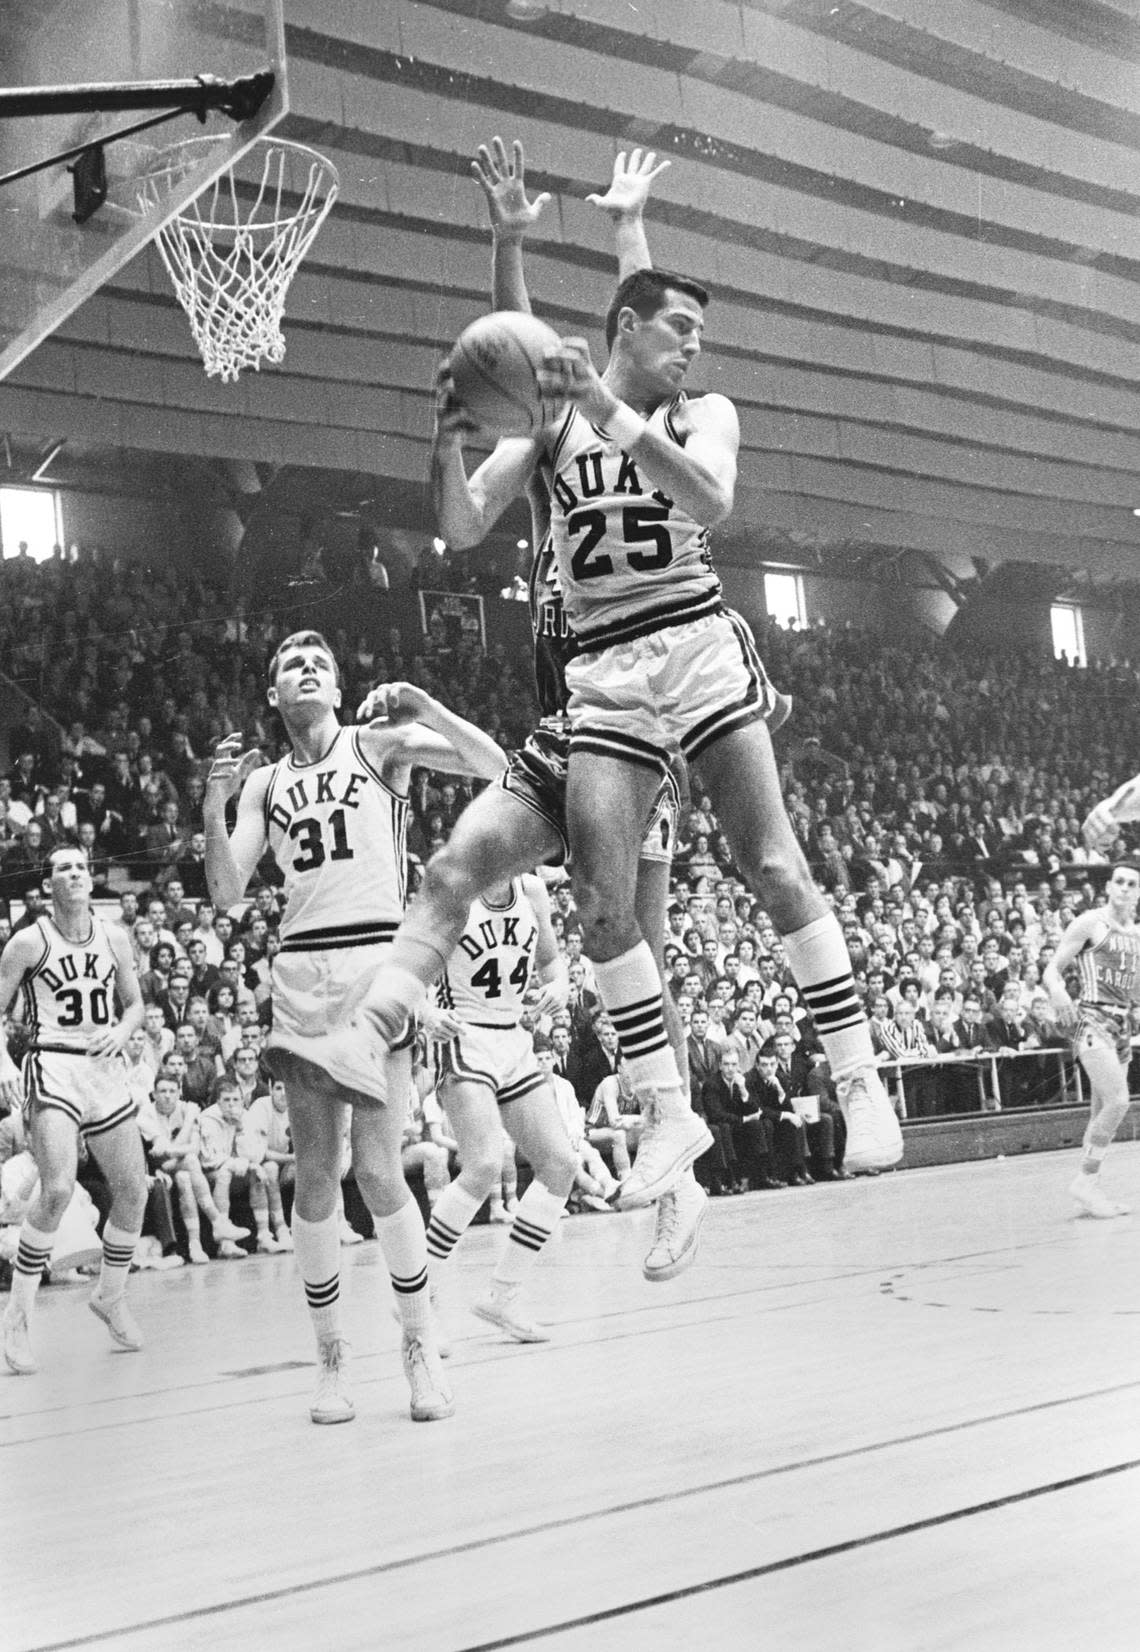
[0,0,286,384]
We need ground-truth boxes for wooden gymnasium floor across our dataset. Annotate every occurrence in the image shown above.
[4,1143,1140,1652]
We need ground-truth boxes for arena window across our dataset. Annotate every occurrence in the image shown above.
[0,484,61,562]
[1049,603,1085,668]
[763,569,806,629]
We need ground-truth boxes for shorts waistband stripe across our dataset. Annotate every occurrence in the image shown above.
[573,592,723,654]
[281,922,398,952]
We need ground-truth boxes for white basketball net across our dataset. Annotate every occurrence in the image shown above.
[142,137,339,383]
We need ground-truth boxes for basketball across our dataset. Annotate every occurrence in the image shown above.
[448,310,564,435]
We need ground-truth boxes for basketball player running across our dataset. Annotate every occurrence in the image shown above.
[425,871,577,1340]
[428,189,903,1197]
[204,632,506,1424]
[0,846,149,1375]
[356,144,712,1279]
[1042,860,1140,1218]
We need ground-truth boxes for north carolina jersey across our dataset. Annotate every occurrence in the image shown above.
[20,914,119,1052]
[437,880,539,1027]
[528,534,574,718]
[542,397,721,654]
[263,726,408,950]
[1077,921,1140,1008]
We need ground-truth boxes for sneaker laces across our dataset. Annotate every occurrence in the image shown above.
[651,1190,680,1247]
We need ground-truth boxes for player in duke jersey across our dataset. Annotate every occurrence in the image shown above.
[424,872,575,1341]
[1,846,147,1375]
[431,156,904,1203]
[356,145,713,1284]
[204,631,505,1425]
[1043,860,1140,1218]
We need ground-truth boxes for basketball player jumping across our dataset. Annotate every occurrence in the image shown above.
[424,163,903,1198]
[1,846,149,1375]
[204,633,506,1423]
[1042,859,1140,1218]
[355,143,714,1281]
[424,870,577,1341]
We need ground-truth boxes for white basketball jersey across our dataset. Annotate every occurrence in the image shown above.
[438,880,539,1027]
[542,397,722,653]
[21,914,120,1051]
[263,727,409,947]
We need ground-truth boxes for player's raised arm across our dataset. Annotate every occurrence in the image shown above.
[430,365,540,550]
[523,873,569,1017]
[203,734,272,911]
[472,135,550,314]
[356,682,507,786]
[586,148,670,280]
[1082,772,1140,853]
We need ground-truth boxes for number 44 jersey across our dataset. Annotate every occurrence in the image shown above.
[263,727,409,948]
[437,880,539,1029]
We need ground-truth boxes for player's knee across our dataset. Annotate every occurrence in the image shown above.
[573,876,636,955]
[37,1176,73,1223]
[462,1150,502,1196]
[424,846,483,919]
[542,1142,578,1195]
[736,838,813,908]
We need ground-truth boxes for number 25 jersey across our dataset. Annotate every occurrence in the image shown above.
[541,396,722,654]
[263,727,409,949]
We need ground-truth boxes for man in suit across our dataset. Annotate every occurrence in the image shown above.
[685,1006,722,1099]
[700,1045,779,1193]
[953,992,1000,1111]
[566,1010,622,1111]
[745,1053,809,1184]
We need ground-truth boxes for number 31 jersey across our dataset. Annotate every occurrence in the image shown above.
[541,396,722,654]
[437,880,539,1028]
[263,727,409,948]
[21,915,119,1050]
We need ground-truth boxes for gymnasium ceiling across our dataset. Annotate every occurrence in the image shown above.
[5,0,1140,591]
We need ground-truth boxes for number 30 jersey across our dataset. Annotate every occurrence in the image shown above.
[541,396,722,655]
[21,915,119,1051]
[263,727,409,949]
[437,880,539,1028]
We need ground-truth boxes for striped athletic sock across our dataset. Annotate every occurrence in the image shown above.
[781,914,874,1082]
[493,1182,567,1288]
[375,1198,432,1339]
[95,1221,141,1304]
[593,943,687,1116]
[425,1182,484,1267]
[10,1221,55,1315]
[292,1212,343,1341]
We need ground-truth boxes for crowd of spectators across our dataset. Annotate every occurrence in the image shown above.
[2,541,1139,1270]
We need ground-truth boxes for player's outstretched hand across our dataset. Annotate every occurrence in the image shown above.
[357,681,434,725]
[206,733,264,803]
[532,977,570,1018]
[1081,800,1121,853]
[587,147,670,218]
[472,135,551,236]
[420,1003,463,1043]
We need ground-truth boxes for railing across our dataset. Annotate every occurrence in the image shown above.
[877,1046,1097,1121]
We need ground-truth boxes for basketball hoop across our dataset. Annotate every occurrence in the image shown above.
[134,134,338,383]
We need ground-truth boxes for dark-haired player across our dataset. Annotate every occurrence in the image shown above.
[204,632,505,1424]
[1,845,148,1375]
[356,145,714,1280]
[428,176,902,1200]
[1043,859,1140,1217]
